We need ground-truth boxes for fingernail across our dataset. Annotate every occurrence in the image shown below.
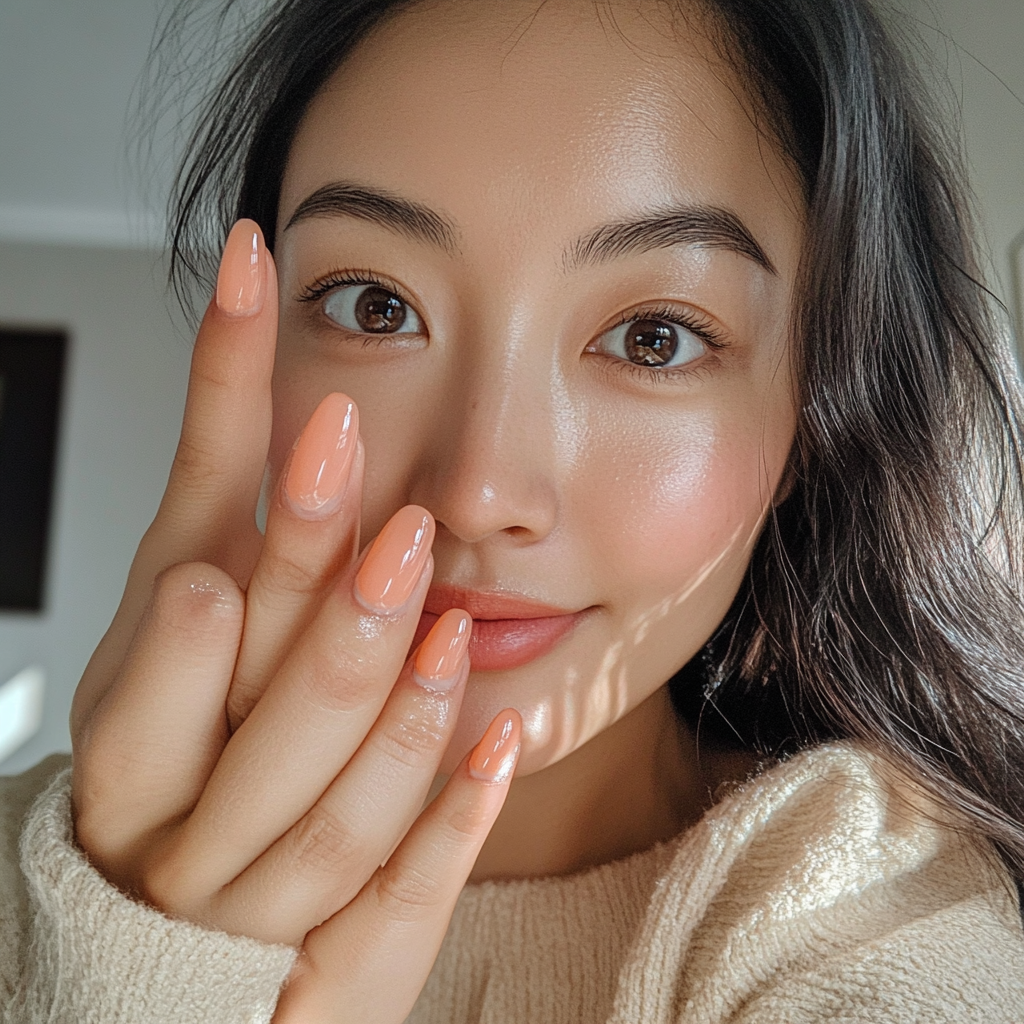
[354,506,435,614]
[468,710,522,784]
[216,219,264,317]
[283,394,358,518]
[414,610,472,692]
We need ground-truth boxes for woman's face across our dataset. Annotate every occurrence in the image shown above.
[271,0,803,774]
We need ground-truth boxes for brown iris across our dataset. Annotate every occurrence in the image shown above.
[354,286,407,332]
[624,319,678,366]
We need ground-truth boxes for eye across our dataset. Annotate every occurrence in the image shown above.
[591,315,707,370]
[322,284,424,334]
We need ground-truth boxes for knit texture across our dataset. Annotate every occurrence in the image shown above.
[2,758,297,1023]
[3,743,1024,1023]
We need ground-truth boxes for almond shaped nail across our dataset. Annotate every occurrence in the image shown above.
[216,219,264,317]
[354,506,435,614]
[468,710,522,784]
[414,610,472,691]
[283,394,358,517]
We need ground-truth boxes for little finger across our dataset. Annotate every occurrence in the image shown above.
[272,710,522,1024]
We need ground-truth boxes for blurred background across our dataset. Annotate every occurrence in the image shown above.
[0,0,1022,774]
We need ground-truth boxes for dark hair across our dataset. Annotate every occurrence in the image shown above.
[160,0,1024,879]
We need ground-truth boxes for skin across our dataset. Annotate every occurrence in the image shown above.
[272,0,803,875]
[69,1,804,1019]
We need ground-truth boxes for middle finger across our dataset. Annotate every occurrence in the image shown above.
[228,393,364,729]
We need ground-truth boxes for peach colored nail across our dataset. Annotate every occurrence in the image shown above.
[414,610,472,692]
[354,506,435,614]
[283,394,358,518]
[468,710,522,784]
[216,219,264,316]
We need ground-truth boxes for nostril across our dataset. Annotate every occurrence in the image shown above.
[406,447,559,545]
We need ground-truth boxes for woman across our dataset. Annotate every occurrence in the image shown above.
[3,0,1024,1020]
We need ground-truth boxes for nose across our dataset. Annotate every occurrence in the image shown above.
[407,334,561,547]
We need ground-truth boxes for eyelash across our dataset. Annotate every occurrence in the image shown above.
[298,269,412,307]
[298,272,726,381]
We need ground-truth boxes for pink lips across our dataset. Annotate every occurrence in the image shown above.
[413,585,584,671]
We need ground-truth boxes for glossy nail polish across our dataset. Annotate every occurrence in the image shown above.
[468,710,522,784]
[414,609,472,692]
[283,394,358,518]
[216,219,264,317]
[354,506,435,614]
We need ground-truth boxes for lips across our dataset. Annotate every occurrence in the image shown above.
[413,585,585,671]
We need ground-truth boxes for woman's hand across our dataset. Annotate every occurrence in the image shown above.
[68,220,521,1024]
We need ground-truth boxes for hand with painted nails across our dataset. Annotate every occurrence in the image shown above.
[68,220,522,1024]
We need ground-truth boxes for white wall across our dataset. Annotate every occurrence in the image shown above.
[0,0,169,246]
[1,0,1020,289]
[0,0,1022,773]
[899,0,1024,339]
[0,245,189,773]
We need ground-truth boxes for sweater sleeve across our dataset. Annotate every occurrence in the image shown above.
[2,760,298,1024]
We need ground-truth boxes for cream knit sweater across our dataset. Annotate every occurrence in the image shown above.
[2,742,1023,1023]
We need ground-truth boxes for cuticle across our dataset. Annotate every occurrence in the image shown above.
[282,483,349,522]
[412,656,468,694]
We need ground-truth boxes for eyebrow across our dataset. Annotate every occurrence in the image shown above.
[284,182,459,254]
[284,182,774,276]
[566,205,776,275]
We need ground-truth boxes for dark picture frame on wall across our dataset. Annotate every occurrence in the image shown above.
[0,329,68,612]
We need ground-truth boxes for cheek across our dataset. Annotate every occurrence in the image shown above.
[269,370,314,479]
[582,410,784,608]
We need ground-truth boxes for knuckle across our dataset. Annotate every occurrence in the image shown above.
[373,863,443,921]
[73,783,183,908]
[192,355,237,396]
[71,715,101,773]
[297,651,385,716]
[71,753,133,857]
[258,544,330,601]
[377,709,446,770]
[170,433,226,491]
[443,797,494,844]
[290,805,361,877]
[149,562,243,640]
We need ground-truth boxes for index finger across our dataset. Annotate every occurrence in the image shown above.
[155,218,277,575]
[73,220,278,729]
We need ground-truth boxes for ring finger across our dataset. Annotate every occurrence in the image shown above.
[216,608,472,943]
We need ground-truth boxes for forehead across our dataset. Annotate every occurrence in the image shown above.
[279,0,803,266]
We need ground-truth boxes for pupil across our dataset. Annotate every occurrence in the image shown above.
[355,286,407,333]
[624,319,678,366]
